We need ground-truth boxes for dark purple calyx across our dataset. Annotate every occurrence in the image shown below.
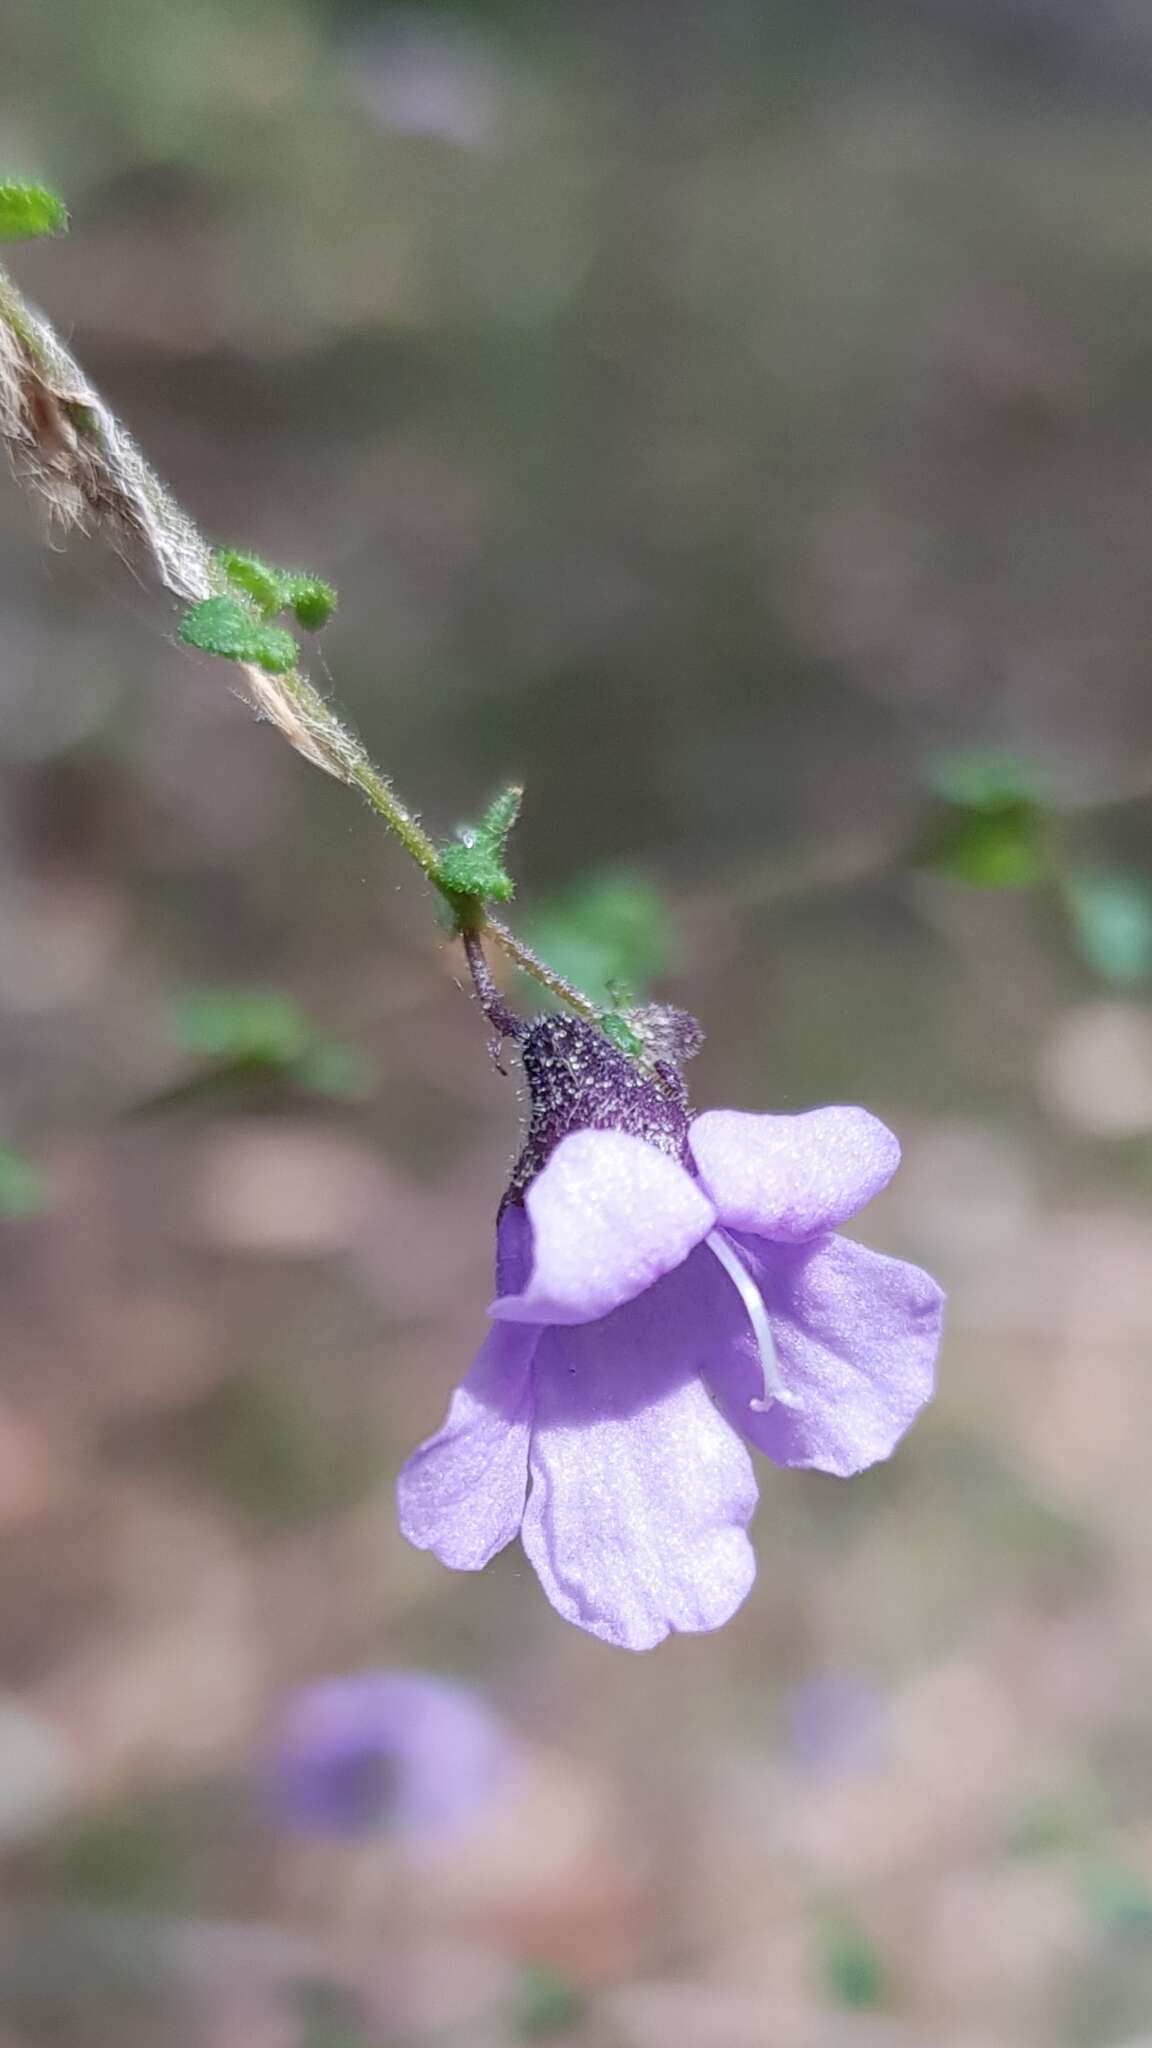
[506,1014,694,1201]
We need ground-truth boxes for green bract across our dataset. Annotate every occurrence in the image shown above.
[435,784,522,909]
[0,182,68,242]
[437,838,515,904]
[179,595,298,676]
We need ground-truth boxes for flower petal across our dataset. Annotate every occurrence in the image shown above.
[689,1106,901,1242]
[704,1231,943,1477]
[397,1319,538,1569]
[491,1128,715,1326]
[519,1260,758,1649]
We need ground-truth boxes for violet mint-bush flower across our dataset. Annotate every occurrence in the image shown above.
[270,1669,510,1840]
[0,198,948,1655]
[398,1016,945,1652]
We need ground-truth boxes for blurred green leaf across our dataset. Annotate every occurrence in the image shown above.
[176,989,312,1066]
[924,749,1038,809]
[1067,872,1152,987]
[1009,1798,1094,1859]
[1081,1859,1152,1934]
[178,595,298,675]
[919,801,1050,888]
[142,991,373,1112]
[0,1144,48,1219]
[514,1962,587,2039]
[524,871,673,1003]
[0,182,68,241]
[818,1914,887,2011]
[293,1041,374,1101]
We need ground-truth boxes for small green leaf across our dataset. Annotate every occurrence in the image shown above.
[0,1144,48,1219]
[215,550,284,617]
[514,1962,587,2040]
[819,1914,887,2011]
[215,553,338,630]
[0,182,68,241]
[1067,872,1152,987]
[283,575,337,631]
[436,838,515,904]
[480,784,523,845]
[919,801,1049,888]
[178,596,298,675]
[598,1012,644,1058]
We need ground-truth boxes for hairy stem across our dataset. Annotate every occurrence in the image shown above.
[0,257,601,1020]
[461,929,525,1040]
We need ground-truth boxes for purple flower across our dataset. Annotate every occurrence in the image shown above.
[786,1675,888,1775]
[270,1670,510,1840]
[398,1018,944,1653]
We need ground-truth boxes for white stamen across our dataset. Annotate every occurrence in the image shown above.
[706,1229,803,1413]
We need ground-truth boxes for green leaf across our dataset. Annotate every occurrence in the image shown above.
[514,1963,587,2040]
[0,1144,48,1219]
[1067,872,1152,987]
[819,1914,887,2011]
[479,783,523,845]
[175,989,312,1066]
[924,749,1038,809]
[282,574,338,631]
[0,182,68,241]
[435,785,524,908]
[919,801,1049,888]
[215,553,338,630]
[214,550,284,617]
[598,1011,644,1058]
[436,837,515,904]
[169,990,370,1104]
[525,871,672,1003]
[178,596,298,675]
[293,1041,374,1100]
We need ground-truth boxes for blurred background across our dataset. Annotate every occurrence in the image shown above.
[3,0,1152,2042]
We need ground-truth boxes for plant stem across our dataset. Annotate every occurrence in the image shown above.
[461,929,524,1040]
[0,256,604,1026]
[485,917,601,1021]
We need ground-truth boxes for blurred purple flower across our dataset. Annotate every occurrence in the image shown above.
[398,1018,944,1653]
[786,1675,889,1775]
[270,1670,510,1840]
[344,16,517,153]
